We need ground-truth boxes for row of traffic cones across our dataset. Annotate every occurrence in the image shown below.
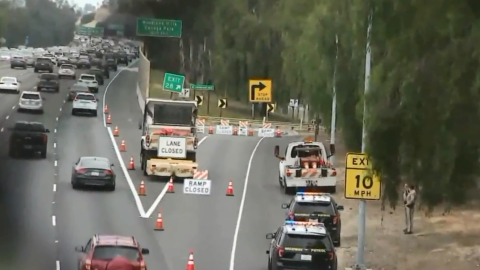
[138,178,235,197]
[104,105,136,170]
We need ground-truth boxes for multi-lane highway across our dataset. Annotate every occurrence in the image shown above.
[0,60,331,270]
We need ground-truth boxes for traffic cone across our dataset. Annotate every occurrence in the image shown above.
[120,140,126,151]
[113,126,119,136]
[138,180,146,196]
[106,114,112,124]
[208,126,214,134]
[104,105,108,114]
[128,157,135,170]
[248,126,254,136]
[167,177,174,193]
[154,212,164,231]
[185,250,195,270]
[226,181,234,196]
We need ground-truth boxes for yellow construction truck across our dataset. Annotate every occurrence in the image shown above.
[139,98,198,180]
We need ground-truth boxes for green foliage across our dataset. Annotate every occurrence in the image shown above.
[116,0,480,210]
[2,0,76,47]
[80,13,95,24]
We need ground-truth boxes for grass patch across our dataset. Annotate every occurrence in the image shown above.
[148,69,297,122]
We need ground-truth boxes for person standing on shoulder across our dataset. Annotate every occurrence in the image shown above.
[405,185,416,234]
[403,183,410,232]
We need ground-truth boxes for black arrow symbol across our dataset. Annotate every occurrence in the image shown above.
[250,82,266,101]
[196,95,203,105]
[218,99,227,108]
[267,104,274,113]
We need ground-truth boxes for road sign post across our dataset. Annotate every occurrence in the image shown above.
[136,18,182,38]
[191,84,214,114]
[163,73,185,93]
[265,103,276,121]
[217,98,227,117]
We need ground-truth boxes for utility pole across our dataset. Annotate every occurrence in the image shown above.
[354,10,373,270]
[330,34,339,165]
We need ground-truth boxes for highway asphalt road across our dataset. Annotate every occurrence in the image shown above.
[105,62,302,270]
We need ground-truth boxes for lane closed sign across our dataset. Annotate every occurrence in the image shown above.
[183,179,211,195]
[158,136,186,159]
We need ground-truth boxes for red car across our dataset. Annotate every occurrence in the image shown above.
[75,235,150,270]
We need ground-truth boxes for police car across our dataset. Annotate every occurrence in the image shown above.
[282,192,343,247]
[266,221,338,270]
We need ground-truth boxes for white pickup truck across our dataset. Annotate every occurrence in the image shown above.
[78,74,99,93]
[275,138,337,194]
[72,92,98,116]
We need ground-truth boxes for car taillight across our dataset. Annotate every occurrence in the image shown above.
[333,215,339,225]
[104,169,113,175]
[287,212,294,220]
[140,260,146,270]
[277,246,284,257]
[328,251,335,260]
[85,259,91,270]
[42,134,47,144]
[286,170,292,177]
[77,168,87,173]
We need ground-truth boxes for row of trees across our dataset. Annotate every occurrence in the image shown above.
[114,0,480,211]
[0,0,77,48]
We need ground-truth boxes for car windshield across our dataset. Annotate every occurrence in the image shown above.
[76,94,95,101]
[61,65,74,70]
[13,122,45,132]
[44,54,54,57]
[283,234,332,250]
[293,202,335,215]
[12,57,23,60]
[92,246,139,261]
[41,74,57,80]
[79,158,109,169]
[37,58,51,63]
[80,75,94,81]
[22,93,40,100]
[79,55,89,59]
[1,78,15,83]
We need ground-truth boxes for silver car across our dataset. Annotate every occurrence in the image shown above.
[17,91,44,113]
[71,157,116,191]
[24,56,35,67]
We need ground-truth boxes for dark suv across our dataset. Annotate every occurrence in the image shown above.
[86,69,105,85]
[10,56,27,69]
[34,57,53,73]
[8,121,50,158]
[116,53,129,65]
[37,73,60,92]
[105,54,118,71]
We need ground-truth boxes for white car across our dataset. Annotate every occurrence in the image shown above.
[0,53,11,61]
[58,64,76,79]
[0,77,20,93]
[72,92,98,116]
[78,74,99,93]
[18,91,44,113]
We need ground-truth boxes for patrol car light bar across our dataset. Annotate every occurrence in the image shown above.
[284,221,326,228]
[296,192,329,196]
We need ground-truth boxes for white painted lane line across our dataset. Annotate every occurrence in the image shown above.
[54,160,58,167]
[102,60,138,127]
[52,216,56,226]
[56,260,60,270]
[53,143,56,148]
[55,117,58,121]
[5,115,8,119]
[144,136,209,218]
[53,184,56,192]
[12,106,15,109]
[54,129,57,133]
[229,137,266,270]
[0,127,3,132]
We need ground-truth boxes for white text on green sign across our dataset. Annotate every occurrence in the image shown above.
[191,84,214,91]
[163,73,185,93]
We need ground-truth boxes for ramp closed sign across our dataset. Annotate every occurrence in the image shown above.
[183,179,211,195]
[158,136,186,159]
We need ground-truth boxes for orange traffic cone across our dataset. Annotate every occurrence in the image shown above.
[226,181,234,196]
[120,140,126,151]
[154,212,164,231]
[128,157,135,170]
[248,127,254,136]
[208,126,214,134]
[167,178,174,193]
[104,105,109,114]
[138,180,146,196]
[113,126,119,136]
[185,250,195,270]
[106,114,112,124]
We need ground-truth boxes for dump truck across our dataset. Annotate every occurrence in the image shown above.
[139,98,198,180]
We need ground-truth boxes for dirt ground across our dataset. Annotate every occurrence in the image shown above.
[312,130,480,270]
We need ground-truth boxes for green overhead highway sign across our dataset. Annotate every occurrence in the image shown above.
[190,84,214,91]
[163,73,185,93]
[136,18,182,38]
[77,26,104,36]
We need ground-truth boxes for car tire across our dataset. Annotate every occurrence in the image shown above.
[55,87,59,92]
[10,65,14,69]
[49,69,53,73]
[107,183,115,191]
[92,111,97,117]
[71,109,76,115]
[23,65,27,69]
[8,147,17,158]
[34,69,38,73]
[71,179,79,190]
[40,149,47,159]
[39,109,44,114]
